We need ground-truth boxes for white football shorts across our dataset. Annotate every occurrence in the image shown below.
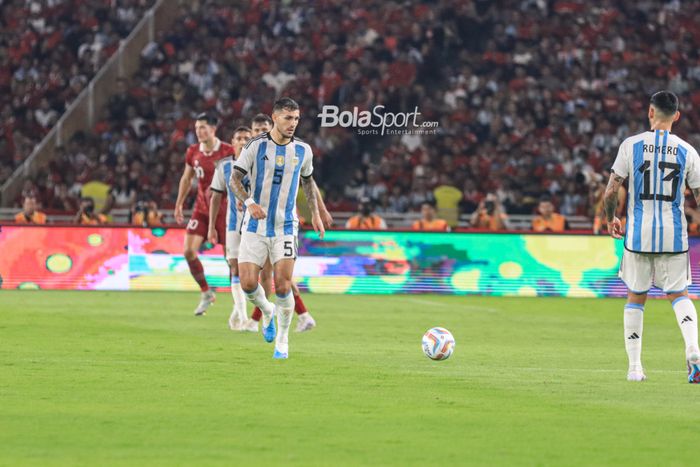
[225,230,242,261]
[618,249,691,294]
[238,231,298,268]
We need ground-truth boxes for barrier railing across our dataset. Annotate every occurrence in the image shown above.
[0,207,593,230]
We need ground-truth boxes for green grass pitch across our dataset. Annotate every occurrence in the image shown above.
[1,291,698,466]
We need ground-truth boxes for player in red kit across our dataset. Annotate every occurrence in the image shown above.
[174,113,235,315]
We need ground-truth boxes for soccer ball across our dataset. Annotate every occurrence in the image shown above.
[422,327,455,361]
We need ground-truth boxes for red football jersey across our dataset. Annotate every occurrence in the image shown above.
[185,138,234,215]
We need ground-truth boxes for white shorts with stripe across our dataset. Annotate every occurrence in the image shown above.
[618,249,691,294]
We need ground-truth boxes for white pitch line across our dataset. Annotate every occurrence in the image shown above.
[400,297,498,312]
[506,367,683,374]
[403,297,449,307]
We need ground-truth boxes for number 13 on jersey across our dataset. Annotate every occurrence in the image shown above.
[637,160,680,202]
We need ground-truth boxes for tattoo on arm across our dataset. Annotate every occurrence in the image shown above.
[603,174,625,222]
[229,170,250,204]
[301,176,319,214]
[693,188,700,206]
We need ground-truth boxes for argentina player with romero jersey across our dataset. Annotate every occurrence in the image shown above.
[605,91,700,383]
[229,97,325,359]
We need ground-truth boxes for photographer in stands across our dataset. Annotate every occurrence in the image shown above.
[75,197,108,225]
[132,195,164,227]
[470,194,509,231]
[346,197,387,230]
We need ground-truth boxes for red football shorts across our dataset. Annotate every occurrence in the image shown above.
[186,210,226,246]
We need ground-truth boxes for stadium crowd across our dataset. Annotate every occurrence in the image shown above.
[0,0,155,184]
[7,0,700,231]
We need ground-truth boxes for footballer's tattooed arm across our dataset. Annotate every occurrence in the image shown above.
[230,167,266,219]
[604,172,625,222]
[229,168,251,204]
[302,175,325,238]
[603,172,625,239]
[693,188,700,206]
[301,175,319,216]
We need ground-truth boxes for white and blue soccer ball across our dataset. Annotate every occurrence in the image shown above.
[422,327,455,361]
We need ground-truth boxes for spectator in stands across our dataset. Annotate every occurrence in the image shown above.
[132,196,163,227]
[346,198,387,230]
[408,177,436,210]
[107,78,138,122]
[470,194,509,231]
[363,168,388,204]
[102,174,137,214]
[74,197,107,225]
[532,197,569,233]
[344,169,367,201]
[387,185,410,213]
[412,201,449,232]
[14,195,46,224]
[34,98,58,129]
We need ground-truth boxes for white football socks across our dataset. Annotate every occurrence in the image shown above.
[672,296,699,358]
[275,292,295,347]
[244,284,274,326]
[230,278,248,321]
[624,304,644,372]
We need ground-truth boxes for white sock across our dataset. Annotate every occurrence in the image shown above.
[672,296,699,356]
[230,278,247,321]
[624,304,644,372]
[275,292,295,347]
[243,284,274,326]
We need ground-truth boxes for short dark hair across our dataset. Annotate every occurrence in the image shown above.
[251,113,273,125]
[233,125,252,134]
[272,97,299,113]
[195,112,218,126]
[650,91,679,117]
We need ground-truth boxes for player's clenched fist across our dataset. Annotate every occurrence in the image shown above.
[247,203,267,219]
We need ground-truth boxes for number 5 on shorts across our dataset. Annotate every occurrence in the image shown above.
[284,241,294,258]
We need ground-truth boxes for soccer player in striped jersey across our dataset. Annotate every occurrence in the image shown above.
[605,91,700,383]
[230,98,325,359]
[243,113,331,333]
[208,126,253,330]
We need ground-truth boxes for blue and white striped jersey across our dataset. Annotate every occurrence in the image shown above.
[233,132,313,237]
[210,156,249,233]
[611,129,700,253]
